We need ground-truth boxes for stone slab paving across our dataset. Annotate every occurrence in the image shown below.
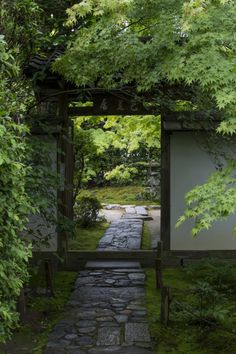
[98,219,143,250]
[123,206,153,221]
[43,208,155,354]
[125,206,150,218]
[85,261,141,269]
[43,264,154,354]
[135,206,148,216]
[125,207,136,214]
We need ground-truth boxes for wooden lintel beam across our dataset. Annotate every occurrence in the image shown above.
[68,106,156,117]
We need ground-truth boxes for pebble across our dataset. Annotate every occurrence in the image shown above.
[76,320,96,328]
[78,327,96,334]
[65,334,78,340]
[114,315,129,323]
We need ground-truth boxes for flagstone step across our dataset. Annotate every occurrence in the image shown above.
[85,261,141,269]
[135,206,148,216]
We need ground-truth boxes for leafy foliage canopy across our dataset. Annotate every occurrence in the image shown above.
[55,0,236,234]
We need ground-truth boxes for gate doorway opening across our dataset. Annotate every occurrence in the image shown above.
[69,112,161,257]
[29,62,236,269]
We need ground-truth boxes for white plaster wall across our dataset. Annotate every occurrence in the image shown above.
[170,132,236,250]
[28,136,58,252]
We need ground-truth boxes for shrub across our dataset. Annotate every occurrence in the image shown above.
[74,195,101,227]
[172,281,229,327]
[184,258,236,293]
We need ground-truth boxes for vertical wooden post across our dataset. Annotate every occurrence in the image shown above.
[156,240,163,289]
[58,92,74,266]
[160,117,171,251]
[160,286,171,325]
[44,259,55,296]
[17,288,26,322]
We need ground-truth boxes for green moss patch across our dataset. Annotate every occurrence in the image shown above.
[142,222,152,250]
[79,185,158,205]
[145,266,236,354]
[0,271,77,354]
[69,221,109,250]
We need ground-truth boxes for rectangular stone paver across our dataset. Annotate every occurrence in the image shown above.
[125,323,151,343]
[127,238,141,249]
[135,206,148,216]
[126,207,136,214]
[97,327,120,345]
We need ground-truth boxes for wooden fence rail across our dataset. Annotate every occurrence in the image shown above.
[65,250,156,270]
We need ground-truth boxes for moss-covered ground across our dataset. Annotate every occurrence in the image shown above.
[68,221,109,250]
[142,221,152,250]
[79,185,158,205]
[145,266,236,354]
[0,271,77,354]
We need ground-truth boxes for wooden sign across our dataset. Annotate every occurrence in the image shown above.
[68,93,156,116]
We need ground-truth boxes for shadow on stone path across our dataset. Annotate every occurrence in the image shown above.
[43,207,155,354]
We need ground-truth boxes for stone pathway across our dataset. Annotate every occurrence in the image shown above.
[43,207,155,354]
[98,206,154,251]
[43,262,154,354]
[98,219,143,250]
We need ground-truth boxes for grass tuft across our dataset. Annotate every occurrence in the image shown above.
[69,221,109,250]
